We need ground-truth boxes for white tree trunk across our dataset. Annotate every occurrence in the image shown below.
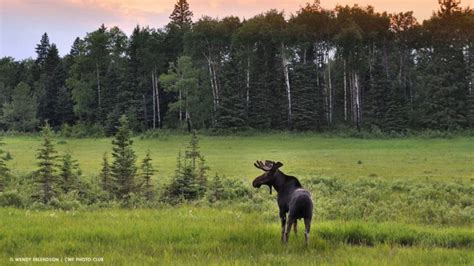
[354,72,361,130]
[469,44,473,95]
[155,69,161,128]
[343,59,348,122]
[246,54,250,111]
[327,57,333,125]
[207,56,217,117]
[179,89,182,123]
[281,43,292,128]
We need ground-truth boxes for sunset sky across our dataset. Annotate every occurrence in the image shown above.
[1,0,472,59]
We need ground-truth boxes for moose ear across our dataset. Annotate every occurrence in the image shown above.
[272,161,283,170]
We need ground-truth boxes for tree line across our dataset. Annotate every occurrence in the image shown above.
[0,0,473,134]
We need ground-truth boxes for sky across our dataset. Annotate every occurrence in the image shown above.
[0,0,472,60]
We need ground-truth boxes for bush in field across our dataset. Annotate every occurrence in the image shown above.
[207,175,252,204]
[207,174,225,203]
[0,190,24,207]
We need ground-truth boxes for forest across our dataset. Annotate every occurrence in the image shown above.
[0,0,472,135]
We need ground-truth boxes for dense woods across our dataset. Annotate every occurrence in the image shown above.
[0,0,473,134]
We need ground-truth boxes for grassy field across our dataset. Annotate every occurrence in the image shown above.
[1,134,473,265]
[0,207,472,265]
[3,134,473,181]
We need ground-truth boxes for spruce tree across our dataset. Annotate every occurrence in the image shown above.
[111,115,137,199]
[100,153,113,194]
[0,138,10,192]
[59,152,82,194]
[163,132,208,203]
[140,151,155,200]
[35,123,58,203]
[207,174,225,203]
[169,0,193,31]
[162,152,199,203]
[216,51,247,130]
[291,64,320,130]
[35,33,50,66]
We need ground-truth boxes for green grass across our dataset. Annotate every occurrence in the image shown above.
[0,207,472,265]
[1,134,473,265]
[4,134,474,181]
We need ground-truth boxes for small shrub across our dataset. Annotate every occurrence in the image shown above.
[0,190,24,207]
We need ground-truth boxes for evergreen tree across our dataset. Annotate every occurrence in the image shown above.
[169,0,193,30]
[291,64,320,130]
[111,115,137,199]
[0,138,10,192]
[100,153,113,195]
[35,123,58,203]
[384,84,410,133]
[59,152,82,194]
[35,33,50,66]
[207,174,224,203]
[215,51,247,130]
[162,132,208,203]
[140,151,155,200]
[162,152,199,203]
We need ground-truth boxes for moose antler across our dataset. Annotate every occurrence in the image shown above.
[254,160,273,171]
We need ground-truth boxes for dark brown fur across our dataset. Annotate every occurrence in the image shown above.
[252,160,313,245]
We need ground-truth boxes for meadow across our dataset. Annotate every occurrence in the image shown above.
[0,134,473,265]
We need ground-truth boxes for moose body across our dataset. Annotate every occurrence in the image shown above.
[252,161,313,245]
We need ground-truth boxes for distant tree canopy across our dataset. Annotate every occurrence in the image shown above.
[0,0,473,133]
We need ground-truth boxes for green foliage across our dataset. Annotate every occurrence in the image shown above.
[100,153,113,196]
[139,151,155,201]
[0,190,24,208]
[162,132,208,203]
[58,152,82,194]
[110,115,137,199]
[34,123,59,203]
[305,176,473,226]
[1,82,38,132]
[0,138,10,192]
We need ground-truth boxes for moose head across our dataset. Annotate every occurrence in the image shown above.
[252,160,283,194]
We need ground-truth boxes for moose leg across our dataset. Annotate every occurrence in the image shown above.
[293,220,297,235]
[279,211,286,243]
[304,217,311,246]
[284,216,296,244]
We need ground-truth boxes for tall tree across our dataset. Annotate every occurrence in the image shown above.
[160,56,201,130]
[111,115,137,199]
[35,33,50,66]
[35,123,58,203]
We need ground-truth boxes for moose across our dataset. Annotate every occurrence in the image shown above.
[252,160,313,245]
